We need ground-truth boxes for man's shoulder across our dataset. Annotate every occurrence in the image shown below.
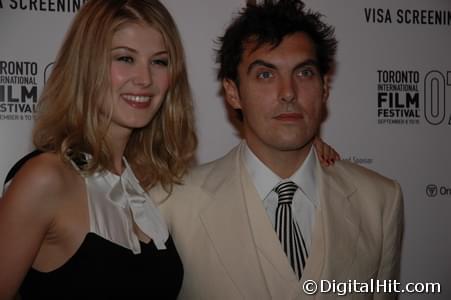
[182,145,239,187]
[329,160,401,195]
[185,159,221,184]
[335,160,393,181]
[162,146,240,216]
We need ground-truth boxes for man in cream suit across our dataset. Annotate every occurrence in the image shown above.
[159,1,403,299]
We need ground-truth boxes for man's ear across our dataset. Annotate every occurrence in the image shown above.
[322,74,330,103]
[223,79,242,109]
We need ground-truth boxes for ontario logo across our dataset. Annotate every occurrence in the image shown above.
[377,69,451,126]
[426,184,451,198]
[426,184,438,197]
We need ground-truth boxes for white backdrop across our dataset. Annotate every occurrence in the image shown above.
[1,0,449,298]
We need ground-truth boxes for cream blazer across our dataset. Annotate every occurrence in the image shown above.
[155,146,403,300]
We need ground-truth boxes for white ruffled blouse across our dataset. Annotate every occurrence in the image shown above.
[77,157,169,254]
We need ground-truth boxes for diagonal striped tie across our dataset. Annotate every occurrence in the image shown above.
[274,181,308,280]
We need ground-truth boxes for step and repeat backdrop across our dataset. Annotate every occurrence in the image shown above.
[0,0,449,298]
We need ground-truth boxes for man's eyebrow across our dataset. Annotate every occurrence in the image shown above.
[247,59,276,74]
[293,59,320,70]
[247,58,320,74]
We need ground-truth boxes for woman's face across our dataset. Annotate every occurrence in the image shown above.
[104,22,170,136]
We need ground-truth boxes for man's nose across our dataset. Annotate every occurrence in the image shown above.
[279,77,295,103]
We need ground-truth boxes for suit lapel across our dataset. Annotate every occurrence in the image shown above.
[302,161,361,283]
[198,146,271,299]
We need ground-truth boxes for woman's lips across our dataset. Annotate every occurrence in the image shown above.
[121,94,152,109]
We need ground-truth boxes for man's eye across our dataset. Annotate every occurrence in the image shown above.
[257,71,273,79]
[298,68,315,77]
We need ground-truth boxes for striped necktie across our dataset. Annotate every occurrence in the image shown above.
[274,181,308,280]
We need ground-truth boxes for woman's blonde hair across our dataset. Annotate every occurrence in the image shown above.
[33,0,197,190]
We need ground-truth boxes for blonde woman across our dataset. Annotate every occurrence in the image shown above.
[0,0,195,298]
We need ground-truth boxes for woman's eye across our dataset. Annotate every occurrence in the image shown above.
[257,71,273,79]
[117,56,134,64]
[152,59,169,67]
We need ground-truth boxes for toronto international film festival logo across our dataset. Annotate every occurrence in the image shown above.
[0,61,56,121]
[377,70,451,126]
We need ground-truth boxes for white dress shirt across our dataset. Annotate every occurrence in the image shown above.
[241,142,319,251]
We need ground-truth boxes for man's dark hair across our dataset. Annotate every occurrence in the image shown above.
[216,0,337,84]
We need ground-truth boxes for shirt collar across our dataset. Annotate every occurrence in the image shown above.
[241,141,319,207]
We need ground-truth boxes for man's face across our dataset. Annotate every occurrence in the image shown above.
[224,32,329,161]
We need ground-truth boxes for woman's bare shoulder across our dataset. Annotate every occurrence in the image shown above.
[4,152,77,209]
[0,152,82,298]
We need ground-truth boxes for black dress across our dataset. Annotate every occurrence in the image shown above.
[19,234,183,299]
[4,151,183,299]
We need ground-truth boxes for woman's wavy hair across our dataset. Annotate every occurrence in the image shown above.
[33,0,197,190]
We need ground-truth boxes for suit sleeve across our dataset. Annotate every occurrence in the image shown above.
[375,180,404,300]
